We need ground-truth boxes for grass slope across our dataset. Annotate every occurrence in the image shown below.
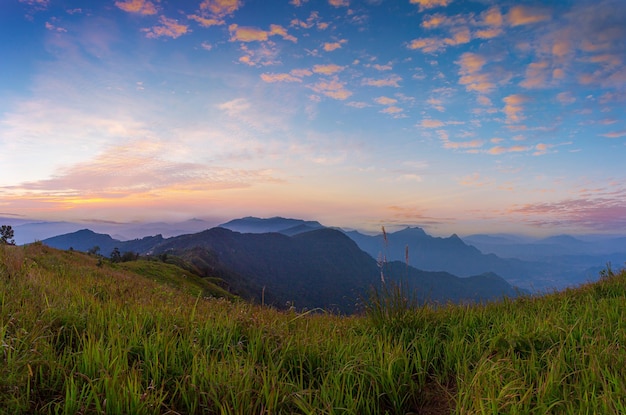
[1,243,625,414]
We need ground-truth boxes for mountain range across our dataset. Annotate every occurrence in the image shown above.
[11,215,626,303]
[40,224,523,313]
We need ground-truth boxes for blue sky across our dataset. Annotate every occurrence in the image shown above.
[1,0,625,236]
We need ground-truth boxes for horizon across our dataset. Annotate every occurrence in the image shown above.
[3,214,626,242]
[2,0,626,237]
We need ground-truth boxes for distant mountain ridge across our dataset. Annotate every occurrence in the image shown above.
[219,216,325,235]
[41,226,522,313]
[27,215,626,293]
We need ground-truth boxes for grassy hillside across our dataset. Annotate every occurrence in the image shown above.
[1,243,625,414]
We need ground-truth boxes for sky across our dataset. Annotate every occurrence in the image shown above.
[1,0,626,236]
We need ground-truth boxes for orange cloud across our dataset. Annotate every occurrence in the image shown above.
[229,24,269,42]
[229,24,297,43]
[456,53,496,93]
[407,37,446,53]
[309,77,352,100]
[312,64,345,75]
[481,6,503,27]
[422,14,447,29]
[362,74,402,87]
[323,42,341,51]
[200,0,241,17]
[410,0,452,11]
[269,24,297,42]
[533,143,551,156]
[142,16,189,39]
[457,52,485,73]
[508,5,550,27]
[328,0,349,7]
[520,60,550,89]
[188,14,222,27]
[115,0,157,15]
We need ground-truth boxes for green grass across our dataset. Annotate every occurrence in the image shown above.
[1,242,625,414]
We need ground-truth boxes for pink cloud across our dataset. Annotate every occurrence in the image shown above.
[487,145,529,155]
[142,16,189,39]
[600,130,626,138]
[419,119,444,128]
[509,196,626,231]
[502,94,529,124]
[362,74,402,87]
[260,73,302,83]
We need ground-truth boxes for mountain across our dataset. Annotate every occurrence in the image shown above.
[463,233,626,260]
[42,229,165,257]
[4,217,220,245]
[41,227,522,313]
[344,227,542,290]
[219,216,324,235]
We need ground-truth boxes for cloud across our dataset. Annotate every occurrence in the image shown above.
[459,172,493,187]
[217,98,250,116]
[199,0,241,18]
[308,77,352,100]
[374,96,397,105]
[269,24,298,42]
[236,44,281,66]
[229,24,297,43]
[509,194,626,231]
[520,60,552,89]
[456,52,496,93]
[508,5,551,26]
[409,0,452,11]
[45,21,67,32]
[115,0,157,15]
[407,28,469,53]
[323,39,347,51]
[502,94,529,124]
[312,64,345,75]
[260,73,302,83]
[142,16,189,39]
[329,0,349,7]
[4,134,285,207]
[487,145,530,155]
[290,68,313,77]
[556,92,576,104]
[361,74,402,87]
[533,143,552,156]
[380,106,403,114]
[188,14,223,27]
[419,119,444,128]
[600,130,626,138]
